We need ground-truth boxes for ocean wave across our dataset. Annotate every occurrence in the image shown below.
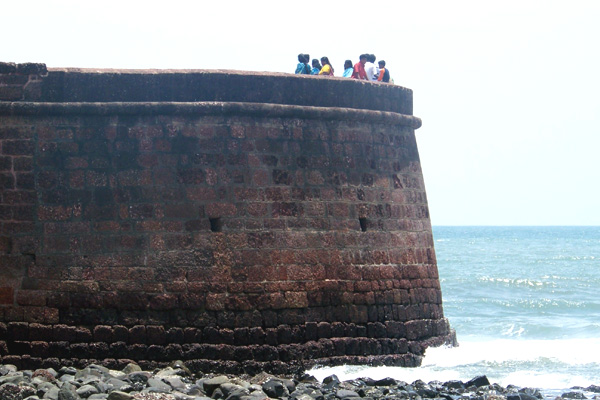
[426,227,600,391]
[308,338,600,390]
[421,339,600,387]
[551,255,597,261]
[489,298,588,310]
[477,277,553,288]
[424,338,600,366]
[501,323,525,337]
[446,313,600,341]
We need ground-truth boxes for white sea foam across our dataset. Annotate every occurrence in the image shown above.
[422,337,600,367]
[501,323,524,337]
[307,338,600,389]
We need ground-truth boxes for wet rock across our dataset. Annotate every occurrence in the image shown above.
[518,393,542,400]
[520,387,544,399]
[202,375,231,396]
[225,388,251,400]
[33,368,57,382]
[443,380,465,390]
[107,391,134,400]
[168,360,193,378]
[0,383,26,400]
[162,375,187,391]
[147,377,172,393]
[88,394,109,400]
[0,364,18,375]
[290,383,323,400]
[562,392,588,399]
[336,388,361,398]
[129,372,153,384]
[297,374,319,384]
[290,394,316,400]
[440,393,461,400]
[0,372,25,385]
[60,367,78,376]
[58,382,81,400]
[132,394,176,400]
[418,387,440,398]
[322,374,340,385]
[262,379,288,398]
[106,377,130,391]
[374,377,398,386]
[221,382,248,396]
[77,383,100,397]
[466,376,491,388]
[123,364,142,375]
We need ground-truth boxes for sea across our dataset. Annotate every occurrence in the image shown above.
[309,226,600,397]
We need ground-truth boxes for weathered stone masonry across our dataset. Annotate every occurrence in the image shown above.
[0,62,455,374]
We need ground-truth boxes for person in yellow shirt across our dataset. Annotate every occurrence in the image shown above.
[318,57,334,76]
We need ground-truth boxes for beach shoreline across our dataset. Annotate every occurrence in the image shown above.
[1,362,599,400]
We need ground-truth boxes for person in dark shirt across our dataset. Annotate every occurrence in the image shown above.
[377,60,391,83]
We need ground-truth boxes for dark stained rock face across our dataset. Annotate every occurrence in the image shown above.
[0,63,454,374]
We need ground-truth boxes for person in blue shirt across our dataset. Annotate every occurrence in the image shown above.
[295,54,311,74]
[342,60,353,77]
[311,59,322,75]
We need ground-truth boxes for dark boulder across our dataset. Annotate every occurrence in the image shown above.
[374,377,398,386]
[561,392,587,399]
[263,379,288,398]
[466,376,490,388]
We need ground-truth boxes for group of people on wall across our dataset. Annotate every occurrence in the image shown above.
[295,53,391,83]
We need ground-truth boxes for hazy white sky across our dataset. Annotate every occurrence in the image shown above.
[4,0,600,225]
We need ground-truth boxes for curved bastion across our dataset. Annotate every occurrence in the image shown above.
[0,62,455,374]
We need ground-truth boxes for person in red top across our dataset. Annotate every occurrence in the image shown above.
[351,54,368,80]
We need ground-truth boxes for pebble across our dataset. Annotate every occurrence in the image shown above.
[1,361,599,400]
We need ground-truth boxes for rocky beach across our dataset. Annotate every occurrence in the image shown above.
[1,361,599,400]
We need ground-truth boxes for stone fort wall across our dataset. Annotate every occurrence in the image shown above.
[0,62,454,374]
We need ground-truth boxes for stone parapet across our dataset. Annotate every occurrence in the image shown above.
[38,67,414,115]
[0,62,47,101]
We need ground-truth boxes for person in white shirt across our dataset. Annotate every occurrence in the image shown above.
[364,54,378,81]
